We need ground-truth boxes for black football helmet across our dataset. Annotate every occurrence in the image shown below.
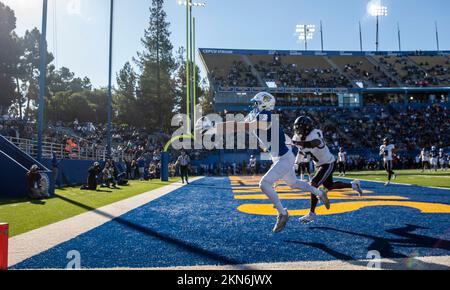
[383,137,390,145]
[294,116,314,137]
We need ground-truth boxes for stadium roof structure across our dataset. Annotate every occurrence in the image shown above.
[199,48,450,56]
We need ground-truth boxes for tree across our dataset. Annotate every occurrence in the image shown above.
[15,28,54,121]
[134,0,176,131]
[199,79,214,115]
[0,2,20,115]
[114,62,138,125]
[47,66,92,93]
[46,89,108,123]
[174,46,205,115]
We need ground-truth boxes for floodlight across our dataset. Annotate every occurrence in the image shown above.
[368,4,388,17]
[178,1,206,7]
[296,24,316,50]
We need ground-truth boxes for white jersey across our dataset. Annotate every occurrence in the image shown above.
[421,150,430,162]
[293,129,335,167]
[338,152,347,162]
[249,158,256,168]
[380,144,395,162]
[295,152,310,164]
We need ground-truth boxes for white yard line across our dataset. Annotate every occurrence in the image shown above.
[112,255,450,270]
[8,177,204,267]
[339,177,450,191]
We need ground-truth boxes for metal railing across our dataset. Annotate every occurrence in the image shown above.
[5,136,133,162]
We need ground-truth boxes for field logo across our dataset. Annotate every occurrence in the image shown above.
[367,250,382,270]
[66,250,81,269]
[231,177,450,216]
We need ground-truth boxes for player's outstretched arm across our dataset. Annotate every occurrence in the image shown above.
[293,139,321,149]
[196,117,270,135]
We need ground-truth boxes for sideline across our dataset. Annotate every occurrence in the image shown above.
[8,177,204,267]
[99,255,450,270]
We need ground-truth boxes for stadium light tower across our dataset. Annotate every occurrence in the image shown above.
[296,24,315,51]
[177,0,206,133]
[435,21,440,51]
[368,4,388,52]
[107,0,114,157]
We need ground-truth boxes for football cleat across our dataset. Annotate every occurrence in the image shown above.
[318,188,330,210]
[299,212,317,225]
[351,180,363,196]
[272,210,289,233]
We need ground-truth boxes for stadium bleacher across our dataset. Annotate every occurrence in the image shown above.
[200,49,450,90]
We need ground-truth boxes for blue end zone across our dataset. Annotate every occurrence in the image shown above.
[12,177,450,269]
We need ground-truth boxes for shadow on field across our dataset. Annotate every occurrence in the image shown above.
[287,224,450,270]
[55,193,253,269]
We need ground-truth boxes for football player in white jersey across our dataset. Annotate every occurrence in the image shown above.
[337,147,347,177]
[292,116,363,224]
[295,150,312,182]
[379,138,396,186]
[420,148,430,172]
[196,92,329,233]
[430,146,439,172]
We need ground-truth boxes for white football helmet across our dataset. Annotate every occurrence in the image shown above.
[251,92,276,112]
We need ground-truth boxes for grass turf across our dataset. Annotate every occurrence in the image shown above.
[343,169,450,189]
[0,179,180,237]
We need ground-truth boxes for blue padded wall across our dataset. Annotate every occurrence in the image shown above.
[0,135,53,198]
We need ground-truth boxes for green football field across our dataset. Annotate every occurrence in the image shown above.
[0,179,180,237]
[343,169,450,189]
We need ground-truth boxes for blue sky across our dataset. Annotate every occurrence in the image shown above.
[3,0,450,87]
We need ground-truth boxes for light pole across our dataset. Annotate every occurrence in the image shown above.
[368,4,388,52]
[107,0,114,157]
[177,1,206,133]
[320,21,324,52]
[359,21,363,52]
[397,22,402,52]
[435,21,440,51]
[37,0,48,161]
[296,24,315,51]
